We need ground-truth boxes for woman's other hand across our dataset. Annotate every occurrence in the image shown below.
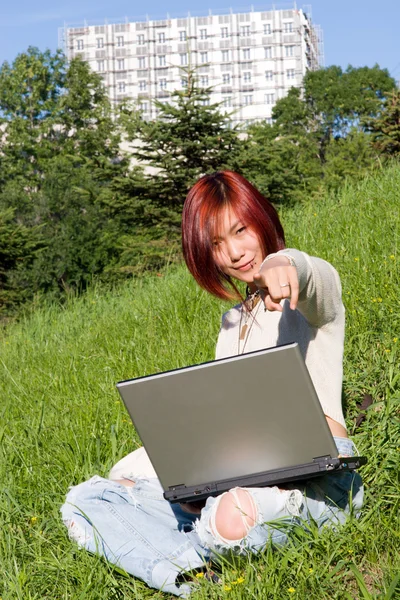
[253,256,299,312]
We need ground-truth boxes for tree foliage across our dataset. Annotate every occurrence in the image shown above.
[236,65,395,204]
[368,89,400,157]
[0,49,398,318]
[120,68,242,211]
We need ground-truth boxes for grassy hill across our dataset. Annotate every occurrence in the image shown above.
[0,166,399,598]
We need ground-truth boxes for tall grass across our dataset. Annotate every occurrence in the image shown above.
[0,166,399,599]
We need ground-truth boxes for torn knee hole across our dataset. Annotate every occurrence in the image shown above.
[211,489,258,543]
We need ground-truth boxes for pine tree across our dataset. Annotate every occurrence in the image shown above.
[368,90,400,157]
[120,67,241,214]
[0,208,43,313]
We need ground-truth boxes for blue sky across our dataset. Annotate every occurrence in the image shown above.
[1,0,399,79]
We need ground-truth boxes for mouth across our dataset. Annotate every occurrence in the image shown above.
[234,259,255,272]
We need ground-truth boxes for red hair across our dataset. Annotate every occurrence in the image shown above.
[182,171,285,300]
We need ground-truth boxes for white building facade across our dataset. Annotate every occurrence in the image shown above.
[60,4,323,125]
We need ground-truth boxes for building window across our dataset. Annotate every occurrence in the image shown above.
[180,53,188,66]
[117,36,124,47]
[181,77,188,87]
[242,48,250,60]
[265,70,273,81]
[244,95,253,105]
[77,39,84,50]
[224,97,232,107]
[200,75,209,86]
[158,32,166,43]
[240,25,250,37]
[263,23,272,35]
[117,58,125,70]
[96,38,104,49]
[284,22,293,33]
[138,34,145,45]
[265,93,275,104]
[97,60,105,72]
[179,30,187,41]
[222,73,230,84]
[139,80,147,91]
[264,46,272,59]
[287,68,296,80]
[221,50,229,62]
[200,98,210,106]
[221,27,229,38]
[243,71,251,83]
[118,81,126,93]
[159,78,167,89]
[199,28,207,39]
[138,57,146,69]
[285,45,295,57]
[140,101,148,112]
[200,52,208,63]
[158,55,166,67]
[265,117,273,124]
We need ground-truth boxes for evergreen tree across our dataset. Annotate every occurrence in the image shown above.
[120,68,241,214]
[111,68,243,273]
[0,208,43,313]
[368,90,400,157]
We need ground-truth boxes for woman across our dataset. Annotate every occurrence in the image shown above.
[61,171,363,597]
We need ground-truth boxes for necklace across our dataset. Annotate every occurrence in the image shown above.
[238,287,262,354]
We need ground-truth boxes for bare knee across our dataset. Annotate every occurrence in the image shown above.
[213,488,257,541]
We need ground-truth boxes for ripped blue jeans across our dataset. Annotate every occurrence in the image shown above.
[61,438,363,597]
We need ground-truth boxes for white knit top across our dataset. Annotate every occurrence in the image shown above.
[215,249,347,429]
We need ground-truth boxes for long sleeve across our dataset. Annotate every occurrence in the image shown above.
[275,249,344,328]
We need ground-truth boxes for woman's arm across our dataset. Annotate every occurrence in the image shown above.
[254,248,344,328]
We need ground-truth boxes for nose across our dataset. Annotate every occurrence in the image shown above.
[226,238,245,263]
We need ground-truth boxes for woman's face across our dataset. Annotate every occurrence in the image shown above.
[212,205,264,291]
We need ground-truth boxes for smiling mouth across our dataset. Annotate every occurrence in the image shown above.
[235,259,255,271]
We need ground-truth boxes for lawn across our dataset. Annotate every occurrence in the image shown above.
[0,166,399,598]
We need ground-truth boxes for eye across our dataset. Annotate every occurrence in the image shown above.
[236,226,246,234]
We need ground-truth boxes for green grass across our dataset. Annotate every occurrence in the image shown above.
[1,165,399,599]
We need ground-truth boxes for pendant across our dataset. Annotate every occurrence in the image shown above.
[240,323,248,340]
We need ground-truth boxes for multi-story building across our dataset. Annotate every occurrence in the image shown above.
[60,4,323,125]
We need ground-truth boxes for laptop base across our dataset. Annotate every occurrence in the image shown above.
[164,456,367,503]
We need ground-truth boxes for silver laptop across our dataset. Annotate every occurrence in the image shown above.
[117,343,366,503]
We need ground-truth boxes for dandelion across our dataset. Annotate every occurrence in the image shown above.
[224,585,232,591]
[377,298,383,303]
[30,516,38,524]
[393,338,398,343]
[313,213,317,216]
[308,568,314,573]
[288,587,296,593]
[347,548,354,554]
[390,255,395,259]
[232,577,245,585]
[195,572,204,579]
[354,257,359,262]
